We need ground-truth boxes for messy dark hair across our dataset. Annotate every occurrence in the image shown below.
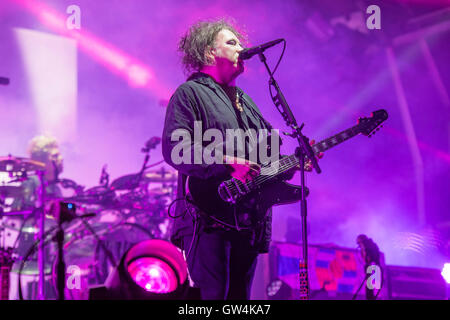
[178,19,247,74]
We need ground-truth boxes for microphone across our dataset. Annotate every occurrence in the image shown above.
[142,136,161,153]
[239,39,284,60]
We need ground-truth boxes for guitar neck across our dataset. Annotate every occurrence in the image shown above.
[253,123,362,185]
[311,124,361,154]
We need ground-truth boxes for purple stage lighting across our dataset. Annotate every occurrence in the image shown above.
[127,257,178,294]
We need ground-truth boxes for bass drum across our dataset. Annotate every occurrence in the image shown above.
[51,222,154,300]
[2,214,57,277]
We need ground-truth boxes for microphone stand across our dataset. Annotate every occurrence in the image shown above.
[36,169,47,300]
[258,52,321,300]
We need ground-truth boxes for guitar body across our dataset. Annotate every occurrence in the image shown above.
[187,175,307,228]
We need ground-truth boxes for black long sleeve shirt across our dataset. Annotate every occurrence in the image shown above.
[162,72,274,252]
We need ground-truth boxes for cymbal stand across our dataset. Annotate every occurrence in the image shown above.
[133,138,160,189]
[36,169,47,300]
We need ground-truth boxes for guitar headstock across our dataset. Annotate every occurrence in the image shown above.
[357,109,389,137]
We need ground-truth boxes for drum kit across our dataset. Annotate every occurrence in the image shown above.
[0,151,177,300]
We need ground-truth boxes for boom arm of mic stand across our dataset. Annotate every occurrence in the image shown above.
[257,53,321,174]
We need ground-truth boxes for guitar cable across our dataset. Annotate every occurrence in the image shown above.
[184,194,252,231]
[167,197,189,219]
[185,216,199,261]
[168,193,252,232]
[167,194,254,264]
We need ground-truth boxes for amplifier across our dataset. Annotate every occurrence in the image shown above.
[386,265,447,300]
[268,241,388,300]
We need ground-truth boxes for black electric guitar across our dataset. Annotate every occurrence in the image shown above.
[187,109,388,229]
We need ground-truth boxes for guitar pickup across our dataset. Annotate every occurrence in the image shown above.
[232,178,250,195]
[218,181,236,203]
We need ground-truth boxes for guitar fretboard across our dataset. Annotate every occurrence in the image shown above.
[245,123,362,189]
[311,125,361,154]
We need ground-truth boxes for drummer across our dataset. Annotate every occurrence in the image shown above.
[1,135,65,300]
[11,134,64,211]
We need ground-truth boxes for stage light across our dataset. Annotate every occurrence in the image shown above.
[266,279,292,300]
[89,239,189,300]
[442,263,450,284]
[127,257,178,294]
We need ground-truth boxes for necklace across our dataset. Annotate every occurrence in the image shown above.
[235,92,243,112]
[221,84,243,112]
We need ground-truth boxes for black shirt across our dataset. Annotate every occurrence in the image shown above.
[162,72,274,253]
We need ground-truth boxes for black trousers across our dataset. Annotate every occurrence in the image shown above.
[182,228,259,300]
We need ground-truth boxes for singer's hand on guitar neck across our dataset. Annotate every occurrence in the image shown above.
[223,155,260,183]
[303,139,324,172]
[282,140,324,180]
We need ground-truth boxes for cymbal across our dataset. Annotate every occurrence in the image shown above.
[144,167,177,183]
[67,186,115,205]
[110,174,143,190]
[111,167,177,191]
[0,155,45,173]
[148,187,173,197]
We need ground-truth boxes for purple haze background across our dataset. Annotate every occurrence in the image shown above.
[1,0,449,271]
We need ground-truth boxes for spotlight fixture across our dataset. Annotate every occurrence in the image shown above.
[266,279,292,300]
[442,263,450,284]
[89,239,188,300]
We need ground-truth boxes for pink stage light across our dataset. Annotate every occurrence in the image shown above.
[128,64,152,87]
[442,263,450,284]
[127,257,178,294]
[11,0,172,100]
[90,240,188,299]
